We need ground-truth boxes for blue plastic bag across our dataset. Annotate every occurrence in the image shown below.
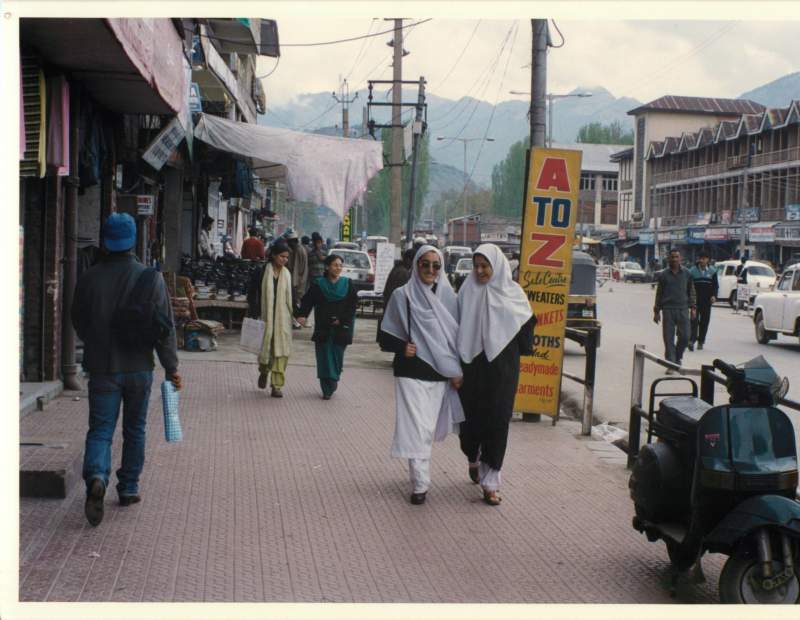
[161,380,182,442]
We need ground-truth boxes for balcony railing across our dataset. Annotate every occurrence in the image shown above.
[651,145,800,186]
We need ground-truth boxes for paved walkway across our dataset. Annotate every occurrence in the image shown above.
[17,323,726,605]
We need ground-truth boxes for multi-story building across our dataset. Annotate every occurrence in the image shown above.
[613,95,766,263]
[646,100,800,266]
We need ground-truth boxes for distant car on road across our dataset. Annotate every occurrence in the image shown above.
[332,241,360,251]
[716,259,777,307]
[752,264,800,345]
[449,257,473,291]
[333,248,375,291]
[614,261,646,282]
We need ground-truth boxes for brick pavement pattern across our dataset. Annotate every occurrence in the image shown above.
[20,359,724,603]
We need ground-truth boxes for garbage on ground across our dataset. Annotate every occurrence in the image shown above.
[591,423,628,446]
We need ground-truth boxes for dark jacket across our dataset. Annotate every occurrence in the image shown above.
[688,265,719,305]
[296,278,358,346]
[654,266,697,312]
[72,253,178,375]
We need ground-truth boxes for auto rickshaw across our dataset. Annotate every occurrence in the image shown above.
[567,250,602,347]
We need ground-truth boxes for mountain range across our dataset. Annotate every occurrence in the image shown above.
[259,72,800,207]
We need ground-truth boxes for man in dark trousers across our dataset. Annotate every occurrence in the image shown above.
[688,251,719,350]
[653,248,697,374]
[72,213,181,526]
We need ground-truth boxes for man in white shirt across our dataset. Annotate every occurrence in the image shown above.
[198,216,217,260]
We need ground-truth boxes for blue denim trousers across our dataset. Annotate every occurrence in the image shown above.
[82,371,153,497]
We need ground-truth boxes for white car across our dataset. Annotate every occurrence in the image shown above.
[331,248,375,291]
[752,264,800,345]
[716,260,777,307]
[614,261,646,282]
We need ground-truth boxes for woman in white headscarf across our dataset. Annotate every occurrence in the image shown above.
[379,245,465,505]
[457,243,535,506]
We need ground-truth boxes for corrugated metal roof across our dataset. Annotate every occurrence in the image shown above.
[628,95,765,116]
[609,146,633,161]
[550,142,631,172]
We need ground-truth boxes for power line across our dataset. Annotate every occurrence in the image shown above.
[436,20,482,91]
[281,18,433,47]
[256,55,280,79]
[344,19,378,82]
[549,20,565,48]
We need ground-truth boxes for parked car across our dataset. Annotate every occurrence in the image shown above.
[614,261,646,282]
[752,263,800,345]
[449,257,473,291]
[443,246,472,275]
[332,241,360,250]
[716,260,777,307]
[333,249,375,290]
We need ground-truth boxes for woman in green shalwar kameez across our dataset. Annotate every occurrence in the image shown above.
[296,254,358,399]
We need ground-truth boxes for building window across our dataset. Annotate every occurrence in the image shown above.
[580,174,595,191]
[602,176,618,192]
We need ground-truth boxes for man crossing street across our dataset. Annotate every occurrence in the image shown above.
[688,251,719,350]
[653,249,697,373]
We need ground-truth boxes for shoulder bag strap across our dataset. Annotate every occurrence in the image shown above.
[406,293,413,344]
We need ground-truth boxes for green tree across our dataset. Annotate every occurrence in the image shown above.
[491,137,529,219]
[364,127,430,237]
[576,120,633,145]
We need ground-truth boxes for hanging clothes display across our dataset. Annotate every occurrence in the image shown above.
[19,65,26,160]
[37,70,46,178]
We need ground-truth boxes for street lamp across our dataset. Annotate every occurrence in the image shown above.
[509,91,592,147]
[436,136,494,244]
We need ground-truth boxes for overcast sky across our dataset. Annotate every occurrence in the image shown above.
[258,18,799,109]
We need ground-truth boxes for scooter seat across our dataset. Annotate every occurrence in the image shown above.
[658,396,711,435]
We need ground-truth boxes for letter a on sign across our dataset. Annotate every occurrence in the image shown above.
[536,158,572,193]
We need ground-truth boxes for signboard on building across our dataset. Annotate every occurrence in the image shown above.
[373,242,395,295]
[704,227,729,242]
[141,117,185,171]
[136,195,155,216]
[341,209,352,241]
[687,227,706,244]
[720,210,732,225]
[618,228,627,240]
[657,230,671,242]
[775,223,800,244]
[692,212,712,226]
[189,82,202,113]
[515,148,582,419]
[638,231,655,245]
[735,207,760,223]
[749,225,776,243]
[786,204,800,221]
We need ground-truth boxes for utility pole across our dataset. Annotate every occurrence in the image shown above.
[530,19,548,148]
[738,142,755,260]
[404,76,426,249]
[332,78,358,137]
[389,18,404,245]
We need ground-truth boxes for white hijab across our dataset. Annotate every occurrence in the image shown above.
[457,243,533,363]
[381,245,462,377]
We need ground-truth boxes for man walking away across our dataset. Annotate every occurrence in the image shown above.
[653,249,696,374]
[285,231,308,324]
[688,251,718,350]
[241,226,266,260]
[72,213,181,526]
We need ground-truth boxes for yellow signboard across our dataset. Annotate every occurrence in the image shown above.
[514,148,582,417]
[342,210,352,241]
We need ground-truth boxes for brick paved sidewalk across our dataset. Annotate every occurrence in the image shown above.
[18,357,725,604]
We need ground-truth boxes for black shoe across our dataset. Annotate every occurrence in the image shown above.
[258,373,267,389]
[687,343,694,351]
[410,492,427,505]
[698,343,704,350]
[271,387,283,398]
[322,394,331,400]
[85,478,106,526]
[468,466,480,484]
[119,494,141,507]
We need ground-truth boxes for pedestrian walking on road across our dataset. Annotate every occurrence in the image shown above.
[72,213,181,526]
[258,242,294,397]
[653,248,697,372]
[285,231,308,317]
[306,232,329,286]
[688,251,718,351]
[296,254,358,399]
[379,245,465,505]
[456,244,535,506]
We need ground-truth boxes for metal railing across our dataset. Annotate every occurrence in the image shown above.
[627,344,800,469]
[563,327,600,436]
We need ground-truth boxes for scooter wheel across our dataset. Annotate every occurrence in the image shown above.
[719,554,800,604]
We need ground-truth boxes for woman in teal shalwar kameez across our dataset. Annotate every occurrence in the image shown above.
[296,254,358,399]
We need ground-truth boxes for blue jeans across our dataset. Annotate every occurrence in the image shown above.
[82,371,153,497]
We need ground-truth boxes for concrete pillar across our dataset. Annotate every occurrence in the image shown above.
[594,173,602,227]
[163,167,184,273]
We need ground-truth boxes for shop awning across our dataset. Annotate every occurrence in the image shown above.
[20,18,186,114]
[194,113,384,219]
[577,236,601,245]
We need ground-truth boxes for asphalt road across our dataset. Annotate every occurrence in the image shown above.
[561,280,800,458]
